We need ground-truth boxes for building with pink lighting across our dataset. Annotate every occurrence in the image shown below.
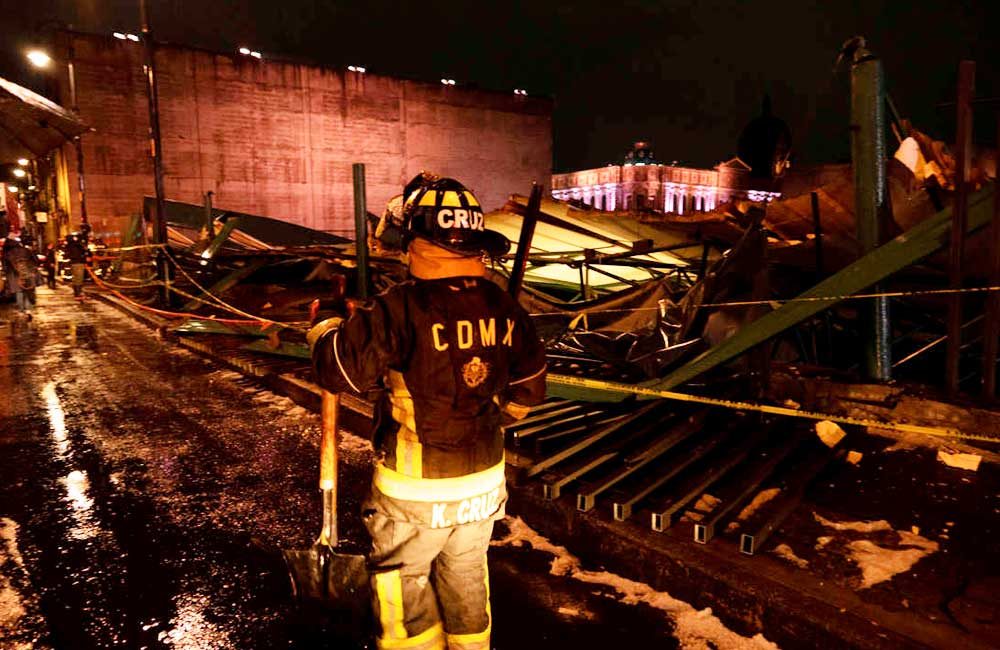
[550,141,781,215]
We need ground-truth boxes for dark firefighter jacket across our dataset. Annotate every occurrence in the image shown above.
[313,275,547,529]
[64,238,88,264]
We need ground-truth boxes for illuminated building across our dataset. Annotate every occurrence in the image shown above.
[551,142,780,214]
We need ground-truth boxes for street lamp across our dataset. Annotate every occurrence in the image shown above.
[13,168,26,178]
[26,49,52,68]
[17,158,29,166]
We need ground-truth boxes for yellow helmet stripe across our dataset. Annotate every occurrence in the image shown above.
[463,191,480,207]
[439,191,463,207]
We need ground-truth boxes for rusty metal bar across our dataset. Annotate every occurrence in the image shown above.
[983,112,1000,398]
[577,413,703,512]
[613,426,730,521]
[508,182,542,300]
[946,61,975,394]
[693,432,799,544]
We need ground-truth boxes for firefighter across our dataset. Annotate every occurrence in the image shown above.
[309,174,547,650]
[64,232,89,299]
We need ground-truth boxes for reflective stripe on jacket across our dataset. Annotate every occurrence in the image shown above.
[313,275,547,497]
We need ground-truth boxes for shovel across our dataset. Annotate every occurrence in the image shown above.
[283,389,370,618]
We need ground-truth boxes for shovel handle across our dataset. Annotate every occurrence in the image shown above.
[319,391,339,491]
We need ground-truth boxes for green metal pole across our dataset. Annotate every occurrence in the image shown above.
[850,46,892,381]
[352,163,370,300]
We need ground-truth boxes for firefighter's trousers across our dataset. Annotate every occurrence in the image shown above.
[365,509,494,650]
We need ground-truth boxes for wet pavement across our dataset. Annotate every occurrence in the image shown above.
[0,288,750,649]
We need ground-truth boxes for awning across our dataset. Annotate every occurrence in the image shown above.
[0,76,90,163]
[491,195,714,290]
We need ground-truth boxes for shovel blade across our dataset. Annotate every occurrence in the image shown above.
[284,546,370,607]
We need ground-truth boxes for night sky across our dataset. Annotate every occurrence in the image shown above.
[1,0,996,172]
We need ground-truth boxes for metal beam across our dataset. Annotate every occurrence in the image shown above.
[850,45,891,381]
[522,402,661,479]
[577,413,703,512]
[650,431,763,532]
[353,163,370,300]
[740,448,846,555]
[613,426,730,521]
[534,415,625,450]
[505,404,588,436]
[693,431,799,544]
[947,62,975,393]
[140,0,168,303]
[635,185,996,395]
[508,183,542,299]
[242,339,310,359]
[200,216,242,260]
[181,258,267,312]
[512,407,607,442]
[542,451,617,501]
[984,111,1000,399]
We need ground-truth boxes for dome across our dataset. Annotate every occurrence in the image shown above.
[624,141,657,166]
[737,96,791,179]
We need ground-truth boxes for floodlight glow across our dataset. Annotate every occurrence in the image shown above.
[8,185,18,193]
[113,32,126,40]
[26,49,52,68]
[250,51,262,59]
[349,65,366,73]
[28,185,36,191]
[126,33,140,42]
[13,168,26,178]
[441,78,455,85]
[238,47,251,55]
[17,158,29,166]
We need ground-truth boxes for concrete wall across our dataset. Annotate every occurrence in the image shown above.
[58,32,552,240]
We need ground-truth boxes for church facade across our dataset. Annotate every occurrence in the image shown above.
[550,141,781,215]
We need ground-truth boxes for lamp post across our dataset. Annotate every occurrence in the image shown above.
[139,0,170,303]
[26,45,88,226]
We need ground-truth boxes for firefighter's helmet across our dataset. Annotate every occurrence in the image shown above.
[378,173,509,257]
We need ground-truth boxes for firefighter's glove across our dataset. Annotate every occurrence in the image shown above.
[306,317,343,349]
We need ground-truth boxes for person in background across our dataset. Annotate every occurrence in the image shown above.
[3,235,38,319]
[44,243,57,289]
[64,231,88,300]
[310,174,547,650]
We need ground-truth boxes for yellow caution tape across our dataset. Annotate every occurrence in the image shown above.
[546,373,996,443]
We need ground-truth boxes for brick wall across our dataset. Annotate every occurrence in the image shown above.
[58,32,552,239]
